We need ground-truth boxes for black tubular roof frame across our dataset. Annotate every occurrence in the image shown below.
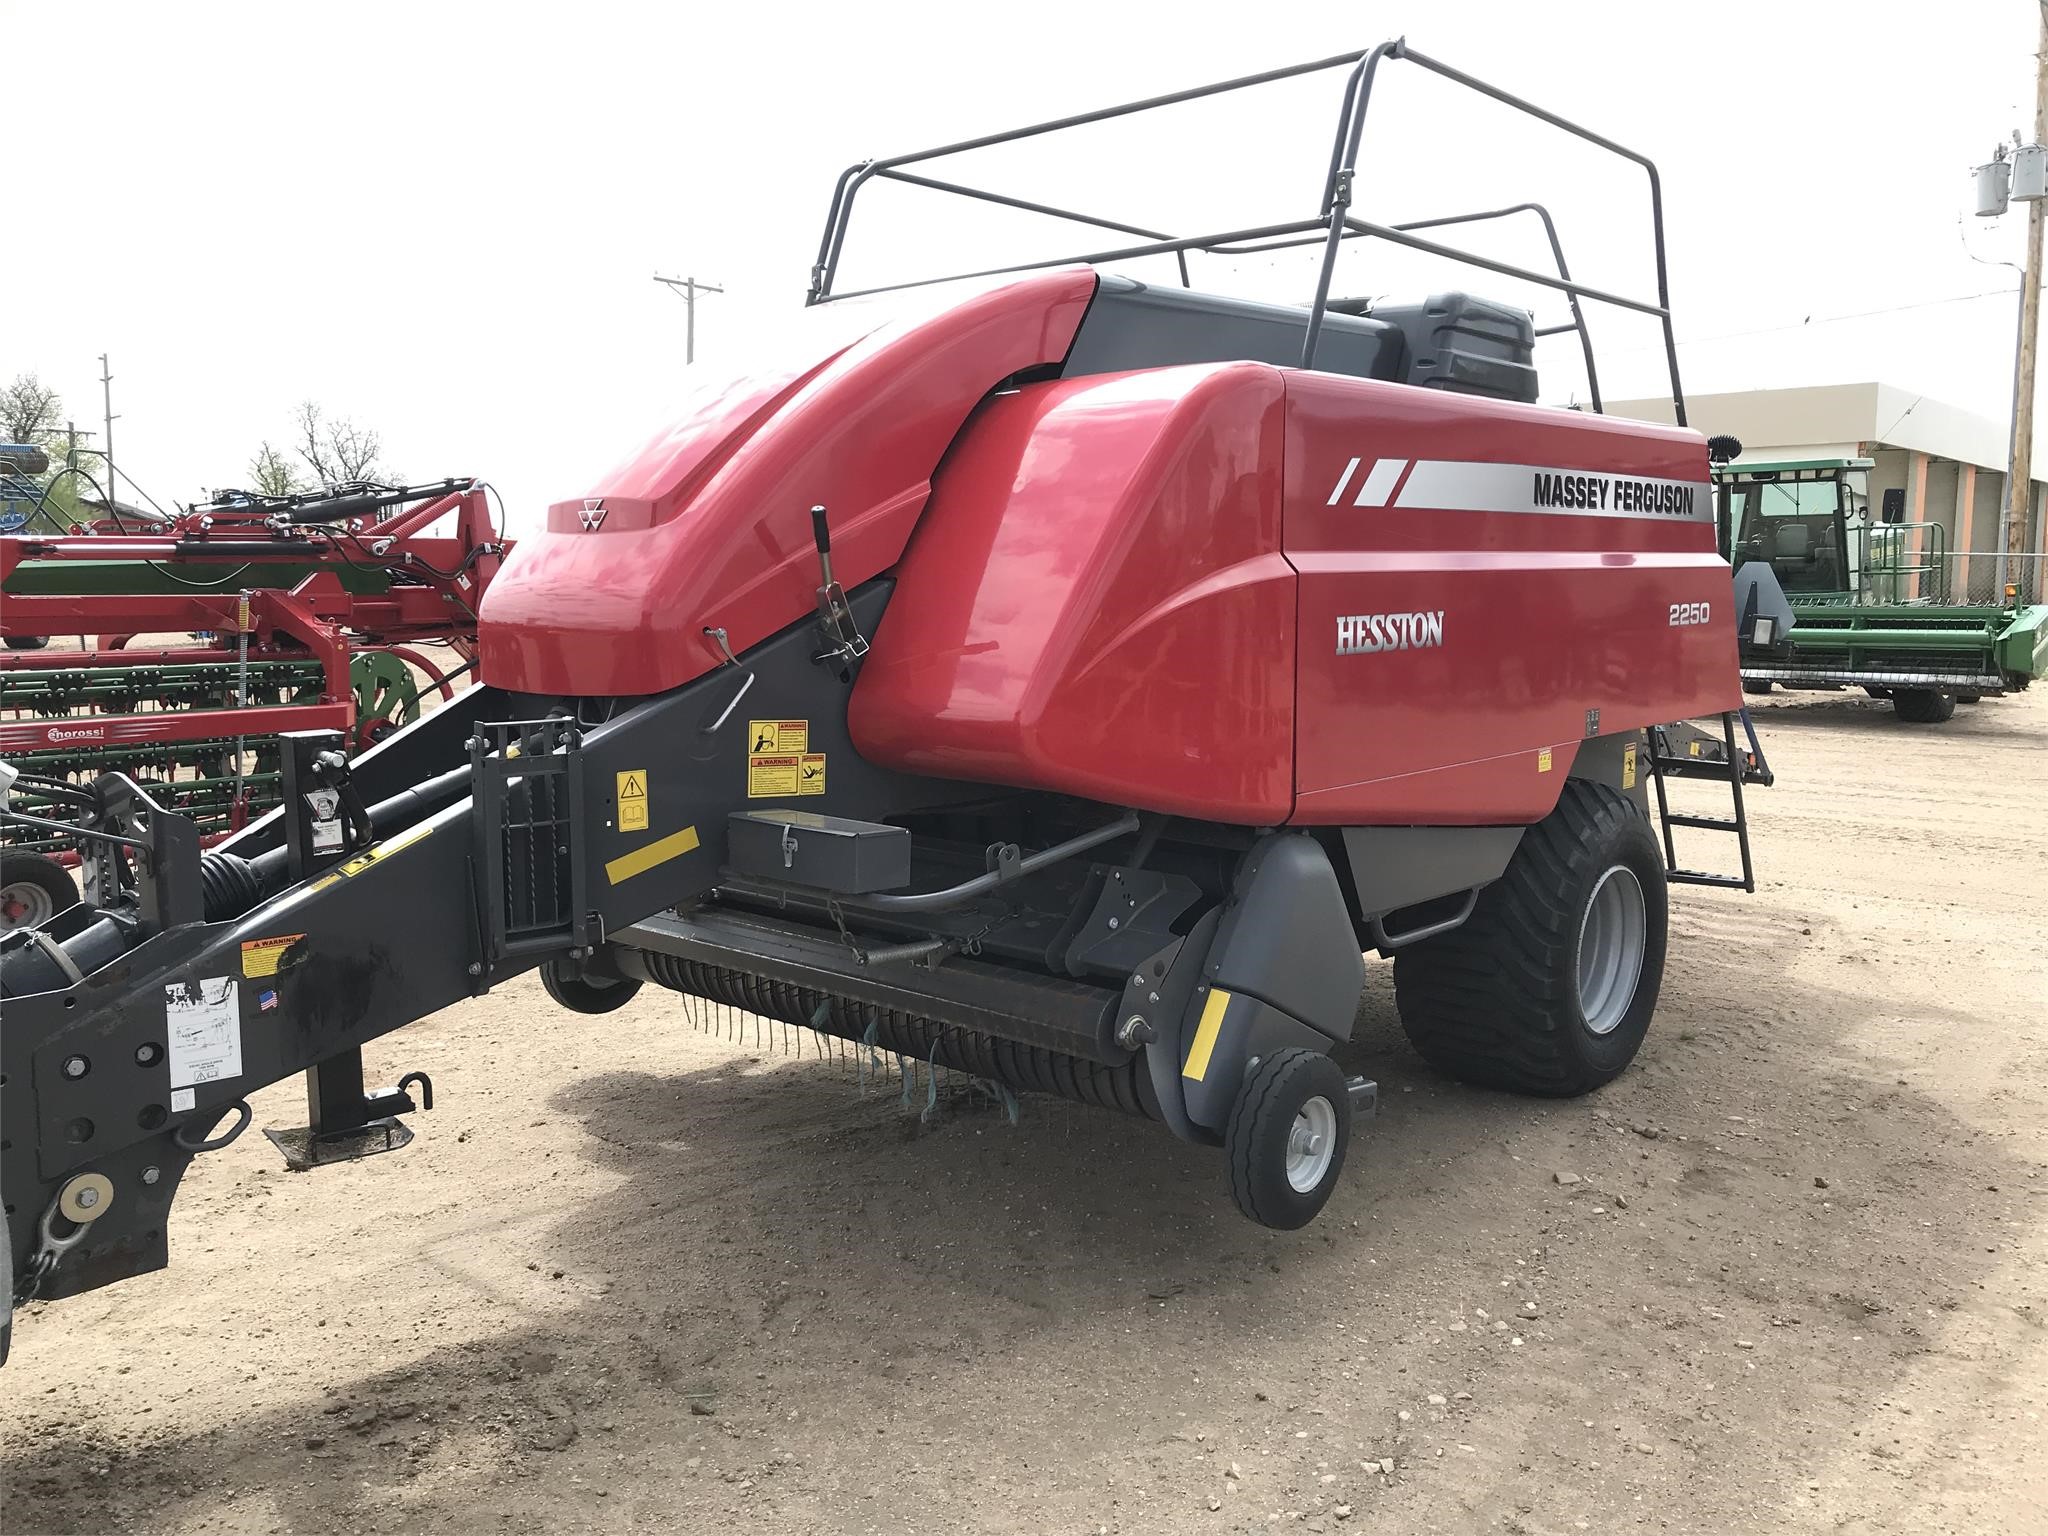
[806,39,1684,425]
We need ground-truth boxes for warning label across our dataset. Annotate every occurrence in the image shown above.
[746,720,815,798]
[748,754,802,797]
[617,769,649,832]
[1536,747,1554,773]
[1621,743,1638,789]
[240,933,305,978]
[164,976,243,1091]
[748,719,808,754]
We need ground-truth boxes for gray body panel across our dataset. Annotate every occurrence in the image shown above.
[1340,824,1525,920]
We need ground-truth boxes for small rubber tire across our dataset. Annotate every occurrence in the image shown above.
[540,957,642,1014]
[3,635,49,651]
[1392,779,1668,1097]
[1741,678,1774,695]
[1225,1048,1352,1230]
[0,850,79,931]
[1892,689,1956,724]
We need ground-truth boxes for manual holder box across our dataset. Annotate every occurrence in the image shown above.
[726,809,911,893]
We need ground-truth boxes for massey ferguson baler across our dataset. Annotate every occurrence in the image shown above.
[0,42,1770,1362]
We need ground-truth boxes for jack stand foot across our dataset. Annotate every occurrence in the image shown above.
[265,1117,414,1171]
[1347,1075,1379,1119]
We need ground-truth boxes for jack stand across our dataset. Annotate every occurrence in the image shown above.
[263,1048,434,1171]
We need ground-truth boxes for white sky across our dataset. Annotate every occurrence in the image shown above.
[7,0,2043,530]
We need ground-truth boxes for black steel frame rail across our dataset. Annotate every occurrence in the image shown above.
[806,38,1683,425]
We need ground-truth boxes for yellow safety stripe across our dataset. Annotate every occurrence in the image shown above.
[307,821,436,893]
[1182,987,1233,1081]
[604,825,700,886]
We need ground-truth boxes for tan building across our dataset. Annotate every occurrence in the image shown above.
[1608,383,2042,600]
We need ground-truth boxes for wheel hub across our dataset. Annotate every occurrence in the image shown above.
[1285,1095,1338,1193]
[1577,864,1647,1036]
[1,879,55,932]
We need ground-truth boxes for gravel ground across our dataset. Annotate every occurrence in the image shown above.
[2,687,2044,1535]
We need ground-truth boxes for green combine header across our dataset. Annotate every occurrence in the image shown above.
[1717,458,2048,723]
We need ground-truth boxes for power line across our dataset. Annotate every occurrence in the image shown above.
[1678,288,2019,348]
[1603,288,2023,358]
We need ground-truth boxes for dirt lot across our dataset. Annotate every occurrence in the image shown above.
[3,689,2044,1536]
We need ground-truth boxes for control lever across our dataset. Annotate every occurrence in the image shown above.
[809,503,869,681]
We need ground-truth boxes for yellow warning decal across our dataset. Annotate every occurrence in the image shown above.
[605,825,700,886]
[1688,740,1702,757]
[1621,742,1638,790]
[748,754,802,798]
[1183,987,1233,1082]
[747,719,809,754]
[747,721,814,797]
[241,933,305,978]
[616,769,649,832]
[1536,747,1554,773]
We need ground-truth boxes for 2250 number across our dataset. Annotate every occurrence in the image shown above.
[1668,601,1712,627]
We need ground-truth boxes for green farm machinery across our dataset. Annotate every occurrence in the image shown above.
[1718,458,2048,722]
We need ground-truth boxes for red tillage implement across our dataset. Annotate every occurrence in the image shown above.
[0,480,505,863]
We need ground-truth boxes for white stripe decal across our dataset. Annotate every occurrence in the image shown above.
[1353,457,1407,508]
[1390,460,1712,521]
[1325,456,1360,506]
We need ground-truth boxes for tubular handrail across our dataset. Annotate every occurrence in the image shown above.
[807,40,1686,425]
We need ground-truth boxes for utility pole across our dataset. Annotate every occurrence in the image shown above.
[2004,9,2048,597]
[652,274,724,364]
[99,353,118,514]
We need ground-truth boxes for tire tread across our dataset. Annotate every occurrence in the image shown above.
[1225,1048,1348,1229]
[1392,779,1660,1096]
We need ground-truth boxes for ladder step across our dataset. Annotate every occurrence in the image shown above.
[1650,756,1738,781]
[1665,813,1740,831]
[1667,869,1750,890]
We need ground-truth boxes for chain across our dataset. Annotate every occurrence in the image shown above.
[14,1250,56,1307]
[825,897,862,963]
[824,898,1005,967]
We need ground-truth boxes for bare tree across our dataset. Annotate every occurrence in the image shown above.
[247,441,307,496]
[293,401,386,486]
[1,373,63,446]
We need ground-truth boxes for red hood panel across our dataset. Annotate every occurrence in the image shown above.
[479,268,1097,696]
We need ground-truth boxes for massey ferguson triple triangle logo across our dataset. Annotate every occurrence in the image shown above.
[579,499,606,531]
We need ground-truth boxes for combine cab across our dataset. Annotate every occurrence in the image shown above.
[1720,457,2048,720]
[0,41,1772,1363]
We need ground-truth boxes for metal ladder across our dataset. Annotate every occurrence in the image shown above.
[1645,710,1772,893]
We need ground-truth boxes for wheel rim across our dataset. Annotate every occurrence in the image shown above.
[1285,1095,1339,1193]
[1577,865,1647,1036]
[1,879,56,932]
